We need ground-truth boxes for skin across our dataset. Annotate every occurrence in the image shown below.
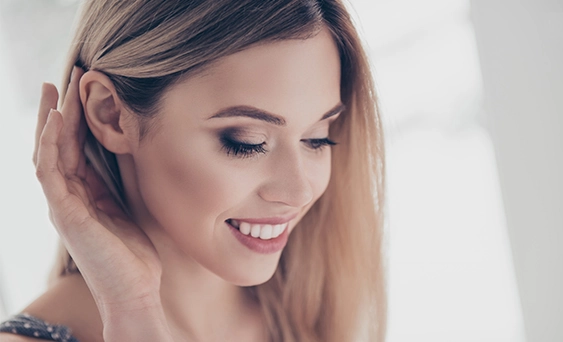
[1,28,342,342]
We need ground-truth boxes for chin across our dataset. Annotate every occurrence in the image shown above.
[223,258,280,287]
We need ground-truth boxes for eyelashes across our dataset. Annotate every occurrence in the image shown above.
[220,136,267,157]
[220,135,337,159]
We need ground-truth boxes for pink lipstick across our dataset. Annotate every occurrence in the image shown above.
[226,219,292,254]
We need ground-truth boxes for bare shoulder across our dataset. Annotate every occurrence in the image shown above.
[0,333,51,341]
[16,273,103,342]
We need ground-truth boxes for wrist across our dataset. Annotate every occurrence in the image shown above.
[96,290,163,317]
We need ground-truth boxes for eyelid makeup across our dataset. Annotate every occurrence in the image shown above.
[216,117,340,159]
[218,132,338,159]
[220,135,268,158]
[219,126,263,138]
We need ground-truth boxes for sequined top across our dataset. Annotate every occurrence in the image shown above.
[0,313,79,342]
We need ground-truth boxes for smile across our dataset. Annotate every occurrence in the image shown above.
[227,219,289,240]
[226,219,291,254]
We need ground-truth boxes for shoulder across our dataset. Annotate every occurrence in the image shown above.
[15,273,103,342]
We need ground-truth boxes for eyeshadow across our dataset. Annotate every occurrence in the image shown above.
[218,127,265,144]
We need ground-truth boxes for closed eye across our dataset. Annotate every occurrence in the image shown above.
[302,138,337,151]
[220,136,267,158]
[220,137,338,159]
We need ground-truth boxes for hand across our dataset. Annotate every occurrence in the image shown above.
[34,68,169,333]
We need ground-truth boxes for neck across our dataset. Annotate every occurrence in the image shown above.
[154,233,264,341]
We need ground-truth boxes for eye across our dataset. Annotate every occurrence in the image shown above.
[220,136,267,158]
[302,138,337,151]
[220,135,337,159]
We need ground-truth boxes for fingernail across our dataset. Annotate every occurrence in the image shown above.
[48,108,55,118]
[70,67,76,81]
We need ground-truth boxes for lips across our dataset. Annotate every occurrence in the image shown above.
[225,212,297,239]
[227,219,288,240]
[225,213,298,254]
[226,220,290,254]
[226,212,299,226]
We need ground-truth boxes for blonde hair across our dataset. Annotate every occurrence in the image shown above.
[50,1,386,341]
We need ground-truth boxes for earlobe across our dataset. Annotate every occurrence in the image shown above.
[79,71,134,154]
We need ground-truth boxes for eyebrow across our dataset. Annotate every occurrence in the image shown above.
[207,103,346,126]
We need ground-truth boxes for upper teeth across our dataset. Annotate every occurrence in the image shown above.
[229,219,288,240]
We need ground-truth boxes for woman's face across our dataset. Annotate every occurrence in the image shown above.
[128,28,342,285]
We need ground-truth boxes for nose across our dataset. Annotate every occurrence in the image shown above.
[258,147,314,208]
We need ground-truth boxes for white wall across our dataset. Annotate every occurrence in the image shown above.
[0,0,78,320]
[470,1,563,341]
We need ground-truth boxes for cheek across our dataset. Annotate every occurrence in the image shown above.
[287,151,332,232]
[309,152,332,200]
[134,138,246,240]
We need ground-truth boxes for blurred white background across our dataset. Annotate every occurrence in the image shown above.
[1,0,562,341]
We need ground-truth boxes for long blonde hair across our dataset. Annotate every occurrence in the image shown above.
[50,1,386,341]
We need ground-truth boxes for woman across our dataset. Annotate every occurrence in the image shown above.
[0,0,386,341]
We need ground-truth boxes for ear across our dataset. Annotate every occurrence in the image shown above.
[79,71,135,154]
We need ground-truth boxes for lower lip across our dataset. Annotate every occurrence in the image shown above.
[227,221,290,254]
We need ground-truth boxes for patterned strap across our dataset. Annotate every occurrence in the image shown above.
[0,313,79,342]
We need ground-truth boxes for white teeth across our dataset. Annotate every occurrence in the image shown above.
[260,225,273,240]
[231,220,288,240]
[273,224,282,237]
[239,222,251,235]
[250,224,261,238]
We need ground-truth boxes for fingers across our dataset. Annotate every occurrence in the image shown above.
[37,108,100,230]
[60,66,86,133]
[33,83,59,166]
[33,65,86,170]
[36,110,121,274]
[35,110,69,207]
[58,66,87,176]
